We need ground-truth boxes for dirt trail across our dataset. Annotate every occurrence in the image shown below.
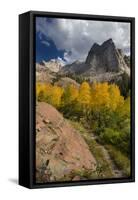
[90,132,124,178]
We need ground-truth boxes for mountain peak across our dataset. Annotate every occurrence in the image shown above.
[85,38,129,74]
[59,38,130,77]
[101,38,115,48]
[103,38,113,44]
[89,43,100,53]
[92,43,100,48]
[91,39,114,50]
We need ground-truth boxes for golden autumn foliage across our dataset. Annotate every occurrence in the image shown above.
[77,82,91,106]
[36,80,130,172]
[90,82,125,111]
[36,81,127,113]
[91,82,110,109]
[116,96,130,118]
[36,83,63,108]
[62,84,79,105]
[108,84,124,111]
[36,83,52,101]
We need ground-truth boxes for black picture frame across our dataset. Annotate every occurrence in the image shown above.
[19,10,135,189]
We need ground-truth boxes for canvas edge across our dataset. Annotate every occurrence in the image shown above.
[19,10,135,189]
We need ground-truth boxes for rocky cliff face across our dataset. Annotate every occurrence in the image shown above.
[59,60,89,75]
[36,63,81,86]
[59,39,130,78]
[85,39,130,75]
[36,102,96,183]
[55,77,80,88]
[36,63,56,83]
[124,55,130,68]
[40,59,63,73]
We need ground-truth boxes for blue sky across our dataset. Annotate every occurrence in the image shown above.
[35,17,130,64]
[36,28,66,62]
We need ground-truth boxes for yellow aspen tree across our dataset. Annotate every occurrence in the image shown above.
[78,82,91,105]
[77,82,91,115]
[62,84,79,105]
[108,84,124,111]
[91,82,110,109]
[36,82,41,98]
[36,82,53,102]
[116,96,130,118]
[44,83,52,97]
[36,82,46,101]
[50,86,64,108]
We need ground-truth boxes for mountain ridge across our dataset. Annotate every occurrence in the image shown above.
[60,38,130,76]
[36,39,130,84]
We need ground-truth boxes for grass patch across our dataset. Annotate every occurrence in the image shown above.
[69,120,114,179]
[105,144,130,177]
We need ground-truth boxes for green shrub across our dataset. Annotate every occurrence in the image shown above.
[100,128,121,145]
[99,126,130,156]
[106,145,130,177]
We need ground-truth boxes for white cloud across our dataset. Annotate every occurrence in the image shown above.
[50,57,66,66]
[41,40,50,47]
[57,57,66,66]
[36,17,130,64]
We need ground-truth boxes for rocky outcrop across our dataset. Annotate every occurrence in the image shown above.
[124,55,130,68]
[86,39,121,72]
[36,59,65,83]
[40,59,63,73]
[59,60,89,75]
[86,39,130,75]
[59,39,130,78]
[36,63,56,83]
[36,102,96,183]
[54,77,80,88]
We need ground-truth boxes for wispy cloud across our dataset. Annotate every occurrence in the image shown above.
[41,40,50,47]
